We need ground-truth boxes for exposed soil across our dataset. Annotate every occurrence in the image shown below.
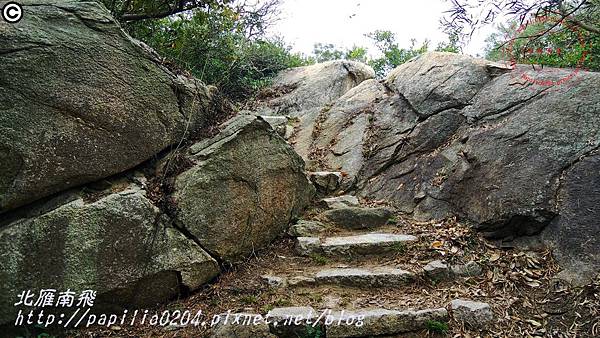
[71,203,600,338]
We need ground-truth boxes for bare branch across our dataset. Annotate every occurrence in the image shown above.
[558,0,600,33]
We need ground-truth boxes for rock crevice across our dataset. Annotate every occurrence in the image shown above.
[254,52,600,284]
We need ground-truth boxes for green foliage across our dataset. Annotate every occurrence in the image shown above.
[485,16,600,71]
[311,43,368,64]
[102,0,233,21]
[367,30,429,78]
[126,3,310,100]
[124,2,471,100]
[308,31,462,78]
[309,253,329,265]
[240,294,258,304]
[435,32,463,53]
[345,46,369,63]
[303,325,324,338]
[312,43,345,63]
[392,242,407,254]
[426,320,450,334]
[484,22,518,61]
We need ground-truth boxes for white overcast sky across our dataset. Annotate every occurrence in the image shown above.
[268,0,500,57]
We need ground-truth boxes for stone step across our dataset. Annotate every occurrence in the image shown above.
[264,306,448,337]
[210,299,495,338]
[326,307,449,338]
[450,299,494,329]
[315,267,415,287]
[209,301,493,337]
[319,195,360,209]
[263,260,482,290]
[266,306,318,337]
[321,207,393,229]
[423,260,483,281]
[288,220,327,237]
[296,233,418,256]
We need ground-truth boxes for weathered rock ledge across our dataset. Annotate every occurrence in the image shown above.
[253,52,600,284]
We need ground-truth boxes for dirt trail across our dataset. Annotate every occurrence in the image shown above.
[76,192,600,338]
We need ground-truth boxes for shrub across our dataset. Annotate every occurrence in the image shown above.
[125,2,311,100]
[426,319,450,334]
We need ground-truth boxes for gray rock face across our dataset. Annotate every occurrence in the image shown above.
[274,52,600,283]
[423,260,451,281]
[251,60,375,161]
[360,58,600,282]
[173,116,314,262]
[311,80,387,184]
[315,267,414,287]
[320,195,360,209]
[322,207,393,229]
[209,313,275,338]
[260,61,375,117]
[386,52,492,118]
[448,73,600,238]
[0,186,219,324]
[0,0,220,213]
[450,299,494,328]
[296,233,417,256]
[309,171,343,194]
[289,220,327,237]
[266,306,320,337]
[326,308,448,337]
[539,152,600,284]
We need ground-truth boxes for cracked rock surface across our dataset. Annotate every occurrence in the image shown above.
[0,114,313,324]
[173,116,314,262]
[254,52,600,283]
[450,299,494,328]
[0,184,220,324]
[0,0,221,212]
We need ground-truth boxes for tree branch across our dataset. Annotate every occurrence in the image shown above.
[492,1,590,53]
[558,0,600,33]
[120,0,216,22]
[121,7,190,21]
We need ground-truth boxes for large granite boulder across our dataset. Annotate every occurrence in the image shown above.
[0,0,221,213]
[369,58,599,283]
[250,60,375,161]
[172,116,314,262]
[0,184,220,324]
[386,52,492,117]
[310,79,388,185]
[539,152,600,284]
[368,56,600,283]
[256,60,375,117]
[274,52,600,283]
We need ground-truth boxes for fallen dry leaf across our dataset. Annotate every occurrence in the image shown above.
[431,240,444,249]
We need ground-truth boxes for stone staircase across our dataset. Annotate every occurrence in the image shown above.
[296,233,418,257]
[210,180,495,337]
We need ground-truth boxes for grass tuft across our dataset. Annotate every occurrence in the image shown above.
[426,320,449,334]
